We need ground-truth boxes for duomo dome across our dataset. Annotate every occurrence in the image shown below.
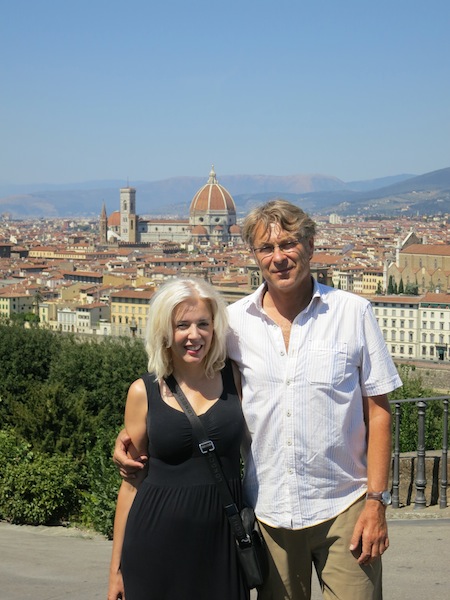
[189,166,237,244]
[190,166,236,215]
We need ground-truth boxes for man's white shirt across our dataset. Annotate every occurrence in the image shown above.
[227,281,402,529]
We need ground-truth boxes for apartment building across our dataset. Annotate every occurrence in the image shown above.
[371,292,450,363]
[0,290,35,319]
[110,288,155,338]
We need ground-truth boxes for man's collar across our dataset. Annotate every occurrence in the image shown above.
[250,278,324,316]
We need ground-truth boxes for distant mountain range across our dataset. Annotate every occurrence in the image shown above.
[1,167,450,218]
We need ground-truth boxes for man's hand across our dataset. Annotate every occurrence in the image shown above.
[113,428,148,480]
[349,501,389,565]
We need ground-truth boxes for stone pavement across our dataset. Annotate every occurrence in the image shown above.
[1,506,449,600]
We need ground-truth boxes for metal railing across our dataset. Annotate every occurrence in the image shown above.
[390,396,449,509]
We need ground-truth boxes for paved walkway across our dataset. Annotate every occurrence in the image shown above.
[1,506,449,600]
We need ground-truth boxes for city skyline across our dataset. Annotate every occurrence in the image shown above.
[2,1,450,185]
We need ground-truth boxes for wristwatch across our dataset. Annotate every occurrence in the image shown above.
[366,490,392,506]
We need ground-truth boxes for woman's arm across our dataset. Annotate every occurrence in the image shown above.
[108,378,149,600]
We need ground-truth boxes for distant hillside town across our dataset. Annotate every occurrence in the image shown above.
[1,166,450,367]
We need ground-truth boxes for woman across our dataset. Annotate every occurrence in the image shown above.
[108,278,248,600]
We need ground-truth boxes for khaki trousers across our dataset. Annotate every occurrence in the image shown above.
[257,496,382,600]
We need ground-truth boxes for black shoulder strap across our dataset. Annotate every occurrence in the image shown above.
[164,374,250,548]
[141,372,160,409]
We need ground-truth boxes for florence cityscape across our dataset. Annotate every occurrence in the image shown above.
[1,162,450,375]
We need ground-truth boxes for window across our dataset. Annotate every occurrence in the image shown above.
[422,346,426,355]
[408,347,413,355]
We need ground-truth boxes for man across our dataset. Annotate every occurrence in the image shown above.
[114,200,402,600]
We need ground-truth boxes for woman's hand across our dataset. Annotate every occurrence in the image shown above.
[108,567,125,600]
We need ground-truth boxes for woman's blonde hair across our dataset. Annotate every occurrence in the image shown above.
[242,199,317,247]
[144,278,228,380]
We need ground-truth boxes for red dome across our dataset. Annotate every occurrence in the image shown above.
[108,211,120,227]
[191,224,208,234]
[189,167,236,215]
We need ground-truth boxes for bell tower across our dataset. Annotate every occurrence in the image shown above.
[120,186,137,243]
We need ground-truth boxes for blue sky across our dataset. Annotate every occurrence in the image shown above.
[1,0,449,185]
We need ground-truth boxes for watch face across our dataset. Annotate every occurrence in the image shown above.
[381,491,392,506]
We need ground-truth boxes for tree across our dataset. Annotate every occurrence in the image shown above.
[398,278,404,294]
[32,290,44,321]
[387,275,394,294]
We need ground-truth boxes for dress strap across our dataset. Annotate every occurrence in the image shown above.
[222,359,238,397]
[140,372,160,409]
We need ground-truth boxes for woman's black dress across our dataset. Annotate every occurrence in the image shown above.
[120,362,249,600]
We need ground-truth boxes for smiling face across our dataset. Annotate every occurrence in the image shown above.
[170,297,214,371]
[253,222,314,295]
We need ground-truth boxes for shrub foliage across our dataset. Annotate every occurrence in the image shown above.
[0,324,146,536]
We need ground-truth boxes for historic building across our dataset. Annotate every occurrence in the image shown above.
[102,167,240,246]
[388,240,450,294]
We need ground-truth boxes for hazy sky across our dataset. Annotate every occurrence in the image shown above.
[2,0,449,185]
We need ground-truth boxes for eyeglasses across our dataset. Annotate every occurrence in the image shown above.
[252,239,301,258]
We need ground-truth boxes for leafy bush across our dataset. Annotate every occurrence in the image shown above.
[79,429,122,538]
[0,430,83,525]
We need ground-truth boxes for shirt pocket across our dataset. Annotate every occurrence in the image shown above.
[304,341,348,385]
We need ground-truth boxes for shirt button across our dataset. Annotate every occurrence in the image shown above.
[287,440,292,446]
[286,379,291,385]
[288,468,293,475]
[280,351,285,356]
[286,410,291,417]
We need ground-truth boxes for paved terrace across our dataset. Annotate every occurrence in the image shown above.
[1,505,449,600]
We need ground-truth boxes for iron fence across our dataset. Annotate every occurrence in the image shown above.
[389,396,449,509]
